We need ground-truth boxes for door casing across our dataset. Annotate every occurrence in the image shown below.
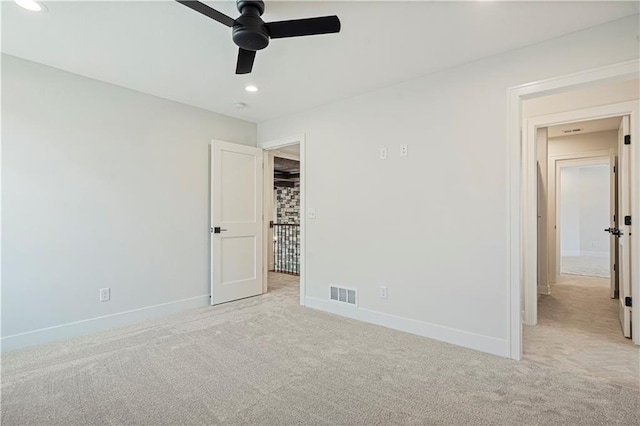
[508,58,640,360]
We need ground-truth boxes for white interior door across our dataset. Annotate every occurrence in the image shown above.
[617,116,631,337]
[210,140,263,305]
[609,154,619,299]
[536,161,549,293]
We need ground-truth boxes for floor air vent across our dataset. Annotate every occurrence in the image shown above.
[330,285,357,305]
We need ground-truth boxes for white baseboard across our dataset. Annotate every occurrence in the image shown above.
[1,294,210,352]
[304,296,509,358]
[537,285,551,295]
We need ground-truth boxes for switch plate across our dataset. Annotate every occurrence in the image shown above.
[400,144,408,157]
[307,208,316,219]
[100,288,111,302]
[379,147,387,160]
[379,286,388,299]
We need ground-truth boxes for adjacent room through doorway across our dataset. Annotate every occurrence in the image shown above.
[266,144,301,300]
[522,91,639,390]
[558,163,610,278]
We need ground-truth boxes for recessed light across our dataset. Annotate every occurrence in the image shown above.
[245,85,259,93]
[14,0,46,12]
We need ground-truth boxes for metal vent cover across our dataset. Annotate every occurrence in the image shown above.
[330,285,357,305]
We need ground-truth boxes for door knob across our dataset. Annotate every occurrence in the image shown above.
[604,227,613,233]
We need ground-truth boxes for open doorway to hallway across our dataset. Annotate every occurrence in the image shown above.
[265,144,301,300]
[558,162,611,279]
[521,79,639,389]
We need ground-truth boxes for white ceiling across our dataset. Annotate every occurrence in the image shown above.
[548,116,622,138]
[3,1,638,123]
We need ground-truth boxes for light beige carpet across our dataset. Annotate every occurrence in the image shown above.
[524,275,639,390]
[2,273,639,425]
[561,255,610,278]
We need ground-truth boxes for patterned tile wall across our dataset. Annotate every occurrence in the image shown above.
[276,184,300,224]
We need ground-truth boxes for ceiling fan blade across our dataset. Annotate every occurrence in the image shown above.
[265,16,340,39]
[236,48,256,74]
[175,1,236,27]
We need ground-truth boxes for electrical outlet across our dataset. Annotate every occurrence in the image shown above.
[400,144,408,157]
[379,286,388,299]
[379,147,387,160]
[307,208,316,219]
[100,288,110,302]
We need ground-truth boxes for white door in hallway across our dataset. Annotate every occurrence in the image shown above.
[617,116,631,338]
[609,155,618,299]
[210,140,264,305]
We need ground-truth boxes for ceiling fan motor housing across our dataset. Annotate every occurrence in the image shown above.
[233,0,269,51]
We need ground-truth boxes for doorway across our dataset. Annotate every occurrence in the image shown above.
[268,147,301,298]
[558,162,610,278]
[260,135,306,305]
[523,115,640,388]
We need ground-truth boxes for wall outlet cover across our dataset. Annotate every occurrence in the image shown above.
[379,147,387,160]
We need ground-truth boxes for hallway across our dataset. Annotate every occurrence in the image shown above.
[524,275,639,390]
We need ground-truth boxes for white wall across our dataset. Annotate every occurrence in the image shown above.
[560,167,582,255]
[560,165,610,257]
[548,130,618,157]
[258,15,639,357]
[579,165,610,256]
[1,55,256,350]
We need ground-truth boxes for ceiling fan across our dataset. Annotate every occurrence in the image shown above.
[176,0,341,74]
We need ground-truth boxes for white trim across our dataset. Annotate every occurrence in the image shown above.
[260,134,307,306]
[1,294,210,352]
[305,296,509,357]
[509,59,640,360]
[258,134,305,150]
[270,151,300,162]
[546,150,613,275]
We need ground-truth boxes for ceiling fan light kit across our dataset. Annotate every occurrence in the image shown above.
[176,0,341,74]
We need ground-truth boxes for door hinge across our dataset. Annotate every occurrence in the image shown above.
[613,215,616,222]
[613,166,616,173]
[210,227,214,233]
[624,216,632,226]
[624,135,630,145]
[625,297,632,307]
[613,263,616,272]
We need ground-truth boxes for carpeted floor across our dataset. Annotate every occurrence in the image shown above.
[524,275,639,390]
[561,255,610,278]
[2,273,639,425]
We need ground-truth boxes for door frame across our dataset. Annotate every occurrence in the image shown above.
[507,58,640,360]
[553,156,611,281]
[259,134,306,306]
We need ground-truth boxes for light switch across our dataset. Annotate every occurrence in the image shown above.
[307,208,316,219]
